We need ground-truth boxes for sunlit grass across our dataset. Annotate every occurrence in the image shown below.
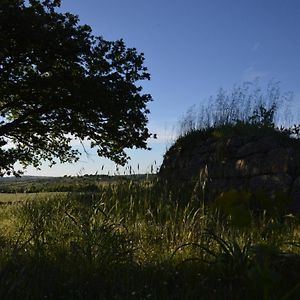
[0,192,67,203]
[0,179,299,299]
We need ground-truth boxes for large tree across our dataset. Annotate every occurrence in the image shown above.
[0,0,153,176]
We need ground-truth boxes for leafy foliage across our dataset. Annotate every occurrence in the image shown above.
[0,0,152,175]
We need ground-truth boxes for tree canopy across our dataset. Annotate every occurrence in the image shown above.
[0,0,153,176]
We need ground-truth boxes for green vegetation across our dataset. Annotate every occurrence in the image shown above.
[160,81,300,206]
[0,192,66,204]
[176,81,300,150]
[1,6,299,296]
[0,178,299,299]
[178,81,295,136]
[0,0,152,176]
[1,81,296,298]
[0,1,299,298]
[172,120,300,158]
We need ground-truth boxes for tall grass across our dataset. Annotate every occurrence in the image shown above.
[178,81,295,136]
[0,179,299,299]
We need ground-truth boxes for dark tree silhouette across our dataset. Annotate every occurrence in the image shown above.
[0,0,153,175]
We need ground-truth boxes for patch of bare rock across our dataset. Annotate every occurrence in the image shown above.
[159,130,300,212]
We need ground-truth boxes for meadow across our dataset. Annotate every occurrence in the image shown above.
[0,176,299,300]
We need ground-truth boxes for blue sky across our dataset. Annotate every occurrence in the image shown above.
[26,0,300,176]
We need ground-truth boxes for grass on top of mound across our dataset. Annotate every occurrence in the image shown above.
[169,100,300,157]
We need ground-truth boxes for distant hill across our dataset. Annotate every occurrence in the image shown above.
[0,174,156,193]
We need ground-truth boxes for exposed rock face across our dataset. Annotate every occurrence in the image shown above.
[159,130,300,211]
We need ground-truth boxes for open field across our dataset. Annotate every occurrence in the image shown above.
[0,192,67,204]
[0,177,300,299]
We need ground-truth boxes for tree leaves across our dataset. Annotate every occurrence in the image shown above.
[0,0,153,175]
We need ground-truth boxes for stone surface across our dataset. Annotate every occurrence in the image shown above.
[236,136,280,157]
[290,177,300,211]
[249,174,292,196]
[159,130,300,211]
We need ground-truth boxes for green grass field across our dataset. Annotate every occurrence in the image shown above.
[0,192,67,204]
[0,178,299,299]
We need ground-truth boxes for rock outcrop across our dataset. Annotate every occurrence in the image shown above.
[159,128,300,211]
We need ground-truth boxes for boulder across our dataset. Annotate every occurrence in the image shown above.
[159,128,300,211]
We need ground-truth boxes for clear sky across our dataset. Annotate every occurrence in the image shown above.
[26,0,300,176]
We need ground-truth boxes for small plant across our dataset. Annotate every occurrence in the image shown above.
[248,103,277,128]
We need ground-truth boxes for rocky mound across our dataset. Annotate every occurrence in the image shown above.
[159,126,300,211]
